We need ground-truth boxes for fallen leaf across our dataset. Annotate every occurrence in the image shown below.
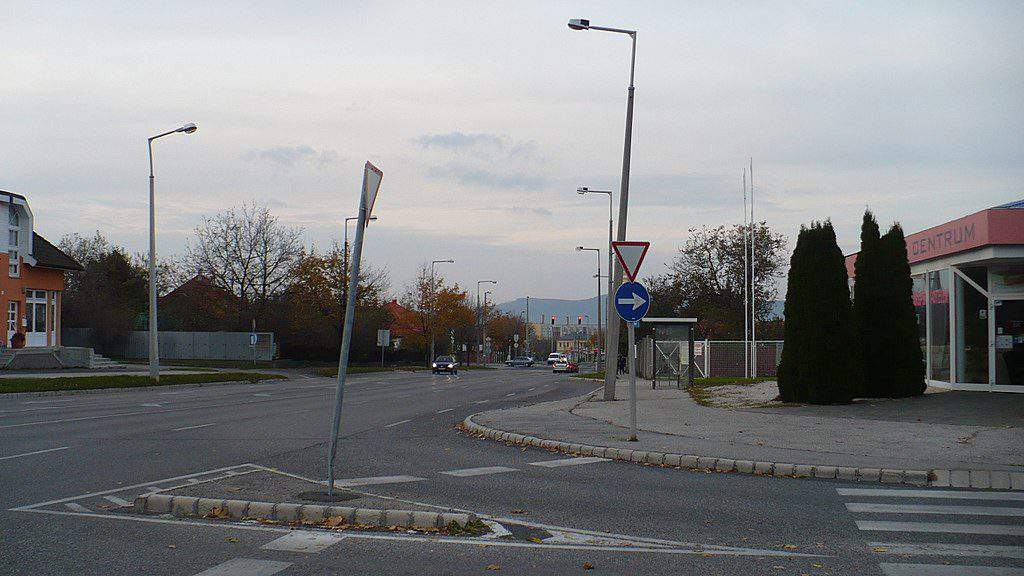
[510,508,527,515]
[167,544,176,549]
[582,562,594,570]
[783,544,798,550]
[485,564,501,571]
[872,546,888,553]
[227,537,239,543]
[812,564,822,568]
[528,537,543,543]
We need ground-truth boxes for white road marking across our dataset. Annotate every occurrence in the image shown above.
[480,520,512,540]
[64,503,90,512]
[173,423,215,431]
[880,564,1024,576]
[869,542,1024,559]
[856,520,1024,536]
[146,486,163,492]
[473,400,488,404]
[192,558,292,576]
[436,408,455,414]
[505,393,515,397]
[838,488,1024,501]
[527,388,535,391]
[102,495,132,507]
[383,419,411,428]
[261,531,345,553]
[439,466,519,477]
[0,446,69,461]
[529,457,610,468]
[253,393,272,397]
[140,403,162,407]
[333,475,426,487]
[24,399,75,404]
[847,502,1024,516]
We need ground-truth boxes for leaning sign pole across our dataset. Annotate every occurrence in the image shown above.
[326,161,383,494]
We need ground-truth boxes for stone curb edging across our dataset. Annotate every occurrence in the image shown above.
[133,494,476,529]
[462,413,1024,490]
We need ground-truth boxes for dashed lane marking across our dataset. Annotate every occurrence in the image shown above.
[332,475,426,488]
[192,558,292,576]
[529,457,610,468]
[436,408,455,414]
[856,521,1024,536]
[439,466,519,478]
[383,419,411,428]
[261,532,345,553]
[0,446,69,461]
[880,564,1024,576]
[846,502,1024,517]
[473,400,489,404]
[173,423,215,431]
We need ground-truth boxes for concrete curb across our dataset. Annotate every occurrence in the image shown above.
[133,494,477,529]
[462,413,1024,490]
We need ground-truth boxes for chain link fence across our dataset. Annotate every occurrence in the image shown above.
[641,340,784,379]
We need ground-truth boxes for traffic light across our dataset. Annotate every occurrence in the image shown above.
[550,315,556,325]
[577,315,582,325]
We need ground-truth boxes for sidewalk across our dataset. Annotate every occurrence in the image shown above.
[470,379,1024,488]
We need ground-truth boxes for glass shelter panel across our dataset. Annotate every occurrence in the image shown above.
[928,269,951,382]
[955,270,989,384]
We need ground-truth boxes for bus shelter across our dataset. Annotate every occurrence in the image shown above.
[641,317,698,389]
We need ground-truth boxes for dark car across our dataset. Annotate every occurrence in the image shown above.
[506,356,535,367]
[431,355,459,374]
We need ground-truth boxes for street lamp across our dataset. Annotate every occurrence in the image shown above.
[575,246,603,361]
[147,122,197,381]
[429,259,455,361]
[476,280,497,365]
[577,187,613,358]
[569,18,638,402]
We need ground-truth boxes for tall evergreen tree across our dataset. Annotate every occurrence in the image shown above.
[778,221,860,404]
[854,209,886,397]
[880,224,926,396]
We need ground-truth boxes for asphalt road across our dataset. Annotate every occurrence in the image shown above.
[1,367,1021,575]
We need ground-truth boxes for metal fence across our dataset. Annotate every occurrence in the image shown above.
[641,339,784,379]
[121,331,276,361]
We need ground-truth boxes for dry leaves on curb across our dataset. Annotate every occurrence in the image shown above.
[782,544,798,550]
[582,562,594,570]
[485,564,501,571]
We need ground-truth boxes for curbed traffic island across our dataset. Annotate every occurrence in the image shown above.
[133,493,483,534]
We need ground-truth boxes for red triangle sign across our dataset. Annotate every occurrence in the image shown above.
[612,241,650,282]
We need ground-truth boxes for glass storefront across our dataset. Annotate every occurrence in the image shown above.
[928,269,951,382]
[955,268,989,384]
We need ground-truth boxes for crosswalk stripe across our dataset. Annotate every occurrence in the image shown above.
[847,502,1024,516]
[838,488,1024,501]
[870,542,1024,559]
[880,563,1024,576]
[261,532,345,553]
[333,475,425,487]
[529,457,611,468]
[192,558,292,576]
[857,520,1024,536]
[440,466,519,477]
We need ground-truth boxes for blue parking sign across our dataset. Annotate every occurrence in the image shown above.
[615,281,651,323]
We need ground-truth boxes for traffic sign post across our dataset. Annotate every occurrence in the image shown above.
[614,278,651,442]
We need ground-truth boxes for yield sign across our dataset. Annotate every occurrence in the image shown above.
[362,161,383,225]
[611,241,650,282]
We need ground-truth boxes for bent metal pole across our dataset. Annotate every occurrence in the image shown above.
[326,172,371,494]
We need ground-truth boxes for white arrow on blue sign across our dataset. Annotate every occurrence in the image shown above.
[614,281,651,323]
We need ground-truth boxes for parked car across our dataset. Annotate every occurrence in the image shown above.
[546,352,567,365]
[552,359,579,373]
[431,355,459,374]
[506,356,535,367]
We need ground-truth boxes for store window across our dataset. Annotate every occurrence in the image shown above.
[928,269,951,382]
[912,274,927,371]
[955,267,989,384]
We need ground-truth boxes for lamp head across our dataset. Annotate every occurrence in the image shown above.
[575,246,584,251]
[568,19,590,30]
[577,186,589,194]
[176,123,198,134]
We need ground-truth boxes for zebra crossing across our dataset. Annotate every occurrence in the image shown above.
[837,486,1024,575]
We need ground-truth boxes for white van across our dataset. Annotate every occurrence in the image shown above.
[546,352,567,366]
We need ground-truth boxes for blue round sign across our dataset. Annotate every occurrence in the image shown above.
[614,281,651,323]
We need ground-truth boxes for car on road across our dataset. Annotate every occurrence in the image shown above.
[506,356,535,367]
[431,355,458,374]
[552,359,579,373]
[546,352,567,365]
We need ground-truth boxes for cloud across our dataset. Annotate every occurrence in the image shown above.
[507,205,552,217]
[415,131,504,153]
[426,162,544,190]
[241,145,341,168]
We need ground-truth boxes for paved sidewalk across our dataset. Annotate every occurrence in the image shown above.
[471,380,1024,486]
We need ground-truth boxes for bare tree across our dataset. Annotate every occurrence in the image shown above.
[184,201,302,324]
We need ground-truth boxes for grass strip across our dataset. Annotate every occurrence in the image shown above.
[0,372,286,394]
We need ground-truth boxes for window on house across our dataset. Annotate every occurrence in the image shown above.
[8,205,19,227]
[8,250,18,277]
[8,229,17,247]
[7,301,17,335]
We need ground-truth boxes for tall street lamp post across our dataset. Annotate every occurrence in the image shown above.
[569,18,638,401]
[476,280,496,365]
[575,246,603,366]
[147,122,197,382]
[429,259,455,362]
[577,187,613,361]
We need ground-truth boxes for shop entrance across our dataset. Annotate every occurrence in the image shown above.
[994,299,1024,386]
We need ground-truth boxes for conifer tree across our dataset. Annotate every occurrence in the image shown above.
[880,224,926,396]
[854,210,886,397]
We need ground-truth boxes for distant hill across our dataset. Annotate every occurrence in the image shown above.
[497,296,785,322]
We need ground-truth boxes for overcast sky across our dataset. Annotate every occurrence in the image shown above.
[3,1,1021,304]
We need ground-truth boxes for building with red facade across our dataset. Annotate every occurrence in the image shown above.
[0,191,83,348]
